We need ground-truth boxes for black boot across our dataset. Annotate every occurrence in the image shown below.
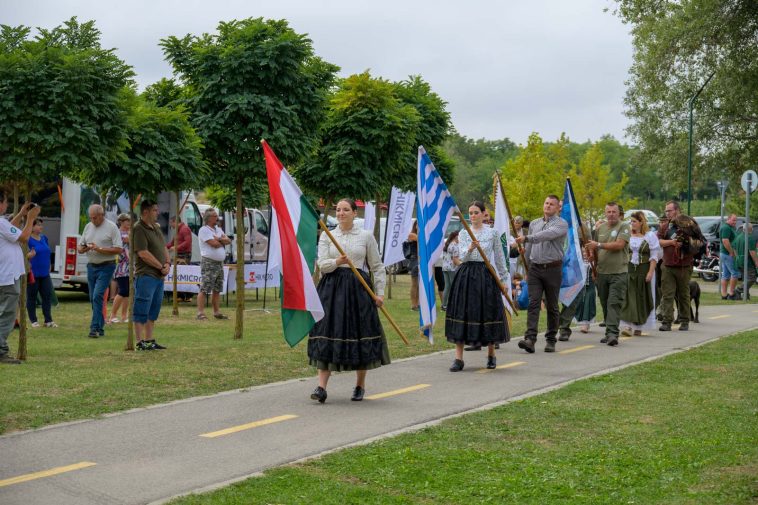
[310,386,327,403]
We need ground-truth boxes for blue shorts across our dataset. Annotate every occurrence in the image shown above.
[133,275,164,323]
[720,253,739,280]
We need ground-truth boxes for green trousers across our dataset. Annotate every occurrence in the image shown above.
[660,265,693,324]
[596,273,628,338]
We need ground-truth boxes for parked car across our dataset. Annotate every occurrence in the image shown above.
[693,216,758,258]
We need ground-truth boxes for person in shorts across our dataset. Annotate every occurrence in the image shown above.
[196,208,230,320]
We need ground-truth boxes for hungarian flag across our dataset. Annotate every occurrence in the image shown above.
[262,140,324,347]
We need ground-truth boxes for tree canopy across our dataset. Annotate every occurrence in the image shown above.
[614,0,758,191]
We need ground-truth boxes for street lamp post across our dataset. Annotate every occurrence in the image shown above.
[716,179,728,224]
[687,71,716,215]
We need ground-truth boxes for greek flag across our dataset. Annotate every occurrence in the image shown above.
[417,146,458,343]
[559,178,587,305]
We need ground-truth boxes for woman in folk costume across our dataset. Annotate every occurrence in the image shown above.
[308,198,390,404]
[620,211,662,335]
[445,201,510,372]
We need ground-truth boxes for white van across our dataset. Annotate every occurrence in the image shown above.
[46,178,203,290]
[196,204,270,263]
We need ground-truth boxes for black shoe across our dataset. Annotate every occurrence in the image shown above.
[464,345,482,351]
[544,341,556,353]
[310,386,327,403]
[558,333,570,342]
[678,323,689,331]
[517,338,535,354]
[721,295,729,300]
[599,322,606,327]
[88,331,99,338]
[136,340,154,351]
[659,323,672,331]
[0,355,22,364]
[600,336,609,344]
[486,355,496,369]
[727,294,740,300]
[607,337,619,346]
[351,386,364,401]
[98,329,105,337]
[147,340,166,349]
[449,359,465,372]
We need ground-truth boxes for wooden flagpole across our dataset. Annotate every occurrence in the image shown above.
[494,172,529,276]
[318,220,410,345]
[455,210,518,314]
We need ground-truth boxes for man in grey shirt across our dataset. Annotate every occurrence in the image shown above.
[78,204,123,338]
[515,195,568,353]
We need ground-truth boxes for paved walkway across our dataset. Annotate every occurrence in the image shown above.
[1,304,756,505]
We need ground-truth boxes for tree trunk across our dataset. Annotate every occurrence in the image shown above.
[172,191,180,316]
[234,180,244,339]
[125,193,135,351]
[17,186,30,361]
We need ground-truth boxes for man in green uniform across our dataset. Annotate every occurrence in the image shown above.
[733,223,758,300]
[586,202,630,347]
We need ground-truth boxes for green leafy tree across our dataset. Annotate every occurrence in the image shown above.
[614,0,758,193]
[295,71,420,211]
[161,17,338,339]
[0,17,133,360]
[569,144,636,224]
[77,98,207,350]
[500,133,564,219]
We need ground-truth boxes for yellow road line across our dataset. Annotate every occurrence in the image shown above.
[0,462,96,488]
[365,384,430,400]
[559,344,596,355]
[200,414,298,438]
[477,361,526,373]
[708,315,730,320]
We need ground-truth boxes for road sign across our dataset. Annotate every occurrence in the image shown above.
[741,170,758,193]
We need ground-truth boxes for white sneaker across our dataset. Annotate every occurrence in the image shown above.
[45,322,58,328]
[123,318,129,323]
[109,317,120,324]
[31,322,40,328]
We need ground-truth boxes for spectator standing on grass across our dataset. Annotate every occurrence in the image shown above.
[406,220,419,311]
[132,200,169,351]
[26,218,57,328]
[167,215,192,265]
[196,208,230,320]
[108,213,131,324]
[515,195,568,354]
[0,196,41,364]
[586,202,631,347]
[719,214,739,300]
[78,204,122,339]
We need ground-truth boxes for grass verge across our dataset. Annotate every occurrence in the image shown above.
[170,329,758,505]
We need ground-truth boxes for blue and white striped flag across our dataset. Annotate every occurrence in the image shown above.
[559,178,587,305]
[417,146,458,343]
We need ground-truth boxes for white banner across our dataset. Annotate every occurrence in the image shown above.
[227,262,281,292]
[163,265,231,294]
[363,201,375,232]
[383,187,416,267]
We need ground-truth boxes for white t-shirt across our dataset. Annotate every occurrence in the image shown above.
[0,217,25,286]
[79,219,123,264]
[198,225,226,262]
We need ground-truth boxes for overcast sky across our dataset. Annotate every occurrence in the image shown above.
[3,0,634,145]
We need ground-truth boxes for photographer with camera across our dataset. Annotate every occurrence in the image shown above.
[0,195,41,364]
[656,201,705,331]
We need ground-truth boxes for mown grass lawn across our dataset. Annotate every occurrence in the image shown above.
[170,329,758,505]
[1,275,541,434]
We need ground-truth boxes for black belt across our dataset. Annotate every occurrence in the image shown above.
[89,261,115,267]
[531,260,563,269]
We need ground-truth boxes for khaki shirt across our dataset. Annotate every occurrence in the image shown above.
[595,221,630,274]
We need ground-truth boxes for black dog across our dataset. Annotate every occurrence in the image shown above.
[674,280,700,324]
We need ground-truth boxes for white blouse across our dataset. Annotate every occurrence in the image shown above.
[458,226,509,282]
[317,224,386,296]
[629,231,662,265]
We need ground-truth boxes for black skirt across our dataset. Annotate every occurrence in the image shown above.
[445,262,510,345]
[308,268,391,371]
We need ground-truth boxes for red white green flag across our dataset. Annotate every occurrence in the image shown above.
[262,140,324,347]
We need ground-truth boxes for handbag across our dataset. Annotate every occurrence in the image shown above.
[402,240,416,260]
